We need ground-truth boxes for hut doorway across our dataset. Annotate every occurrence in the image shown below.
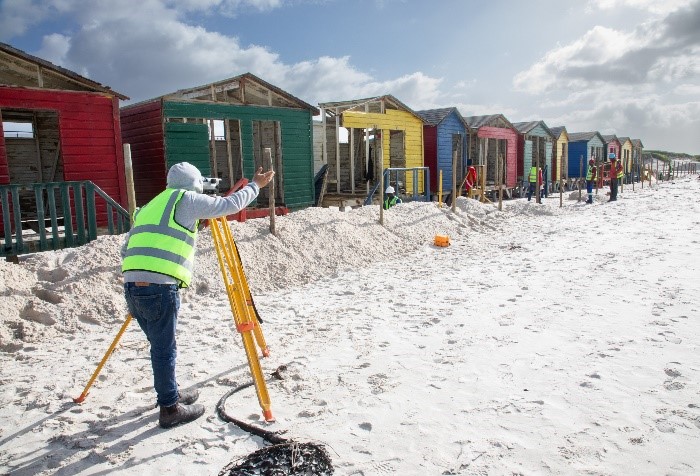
[2,108,62,223]
[252,120,283,204]
[211,119,244,192]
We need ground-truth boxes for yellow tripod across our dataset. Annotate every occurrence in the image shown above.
[74,216,274,422]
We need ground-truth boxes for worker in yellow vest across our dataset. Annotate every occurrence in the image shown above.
[527,166,542,202]
[585,159,597,204]
[617,160,625,190]
[121,162,274,428]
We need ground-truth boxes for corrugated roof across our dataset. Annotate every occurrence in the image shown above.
[569,131,604,143]
[0,41,128,100]
[512,120,554,137]
[602,134,620,144]
[318,94,424,123]
[462,114,515,130]
[415,107,465,127]
[549,126,567,139]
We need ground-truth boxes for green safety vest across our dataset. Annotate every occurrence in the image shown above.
[586,165,594,180]
[383,195,398,210]
[617,166,624,179]
[528,167,538,183]
[122,189,198,287]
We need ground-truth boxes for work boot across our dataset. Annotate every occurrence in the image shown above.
[178,387,199,405]
[159,403,205,429]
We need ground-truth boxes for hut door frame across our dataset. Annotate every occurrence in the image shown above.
[252,120,283,203]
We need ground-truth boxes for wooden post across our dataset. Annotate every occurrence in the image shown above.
[378,126,384,225]
[559,150,563,208]
[123,144,137,224]
[451,147,457,212]
[209,119,218,179]
[498,153,503,211]
[578,155,583,201]
[225,119,234,188]
[264,148,275,236]
[536,137,541,204]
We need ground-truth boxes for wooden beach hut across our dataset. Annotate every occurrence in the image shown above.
[549,126,569,189]
[618,136,633,180]
[602,135,621,162]
[567,132,605,179]
[317,95,425,207]
[462,114,518,197]
[0,42,129,256]
[631,139,644,180]
[120,73,319,214]
[415,107,468,195]
[513,121,555,193]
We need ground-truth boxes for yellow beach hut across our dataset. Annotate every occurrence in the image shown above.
[317,95,425,207]
[549,126,569,190]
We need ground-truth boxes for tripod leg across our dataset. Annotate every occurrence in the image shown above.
[73,314,132,403]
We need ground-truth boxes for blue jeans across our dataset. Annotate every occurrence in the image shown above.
[527,182,536,201]
[124,282,180,407]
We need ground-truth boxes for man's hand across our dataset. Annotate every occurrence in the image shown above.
[253,167,275,188]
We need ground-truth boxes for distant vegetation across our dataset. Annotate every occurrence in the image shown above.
[645,150,700,163]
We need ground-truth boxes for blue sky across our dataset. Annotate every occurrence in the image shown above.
[2,0,699,153]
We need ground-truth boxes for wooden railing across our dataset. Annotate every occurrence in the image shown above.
[1,181,130,257]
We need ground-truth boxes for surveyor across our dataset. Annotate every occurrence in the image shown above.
[585,159,597,204]
[383,185,402,209]
[121,162,274,429]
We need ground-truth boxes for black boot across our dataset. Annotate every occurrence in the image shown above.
[159,403,205,429]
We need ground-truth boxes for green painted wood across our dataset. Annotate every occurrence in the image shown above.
[163,101,314,209]
[164,122,211,176]
[33,185,48,251]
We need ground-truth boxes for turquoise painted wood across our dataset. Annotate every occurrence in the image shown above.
[545,141,553,184]
[523,140,533,173]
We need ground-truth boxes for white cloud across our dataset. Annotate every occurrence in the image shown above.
[0,0,52,40]
[588,0,694,15]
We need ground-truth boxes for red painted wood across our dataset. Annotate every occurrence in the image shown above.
[120,100,166,206]
[0,86,126,228]
[423,126,438,191]
[477,126,518,188]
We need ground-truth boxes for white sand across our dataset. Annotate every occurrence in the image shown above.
[1,176,699,475]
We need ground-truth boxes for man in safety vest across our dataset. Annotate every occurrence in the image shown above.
[585,159,597,204]
[121,162,274,428]
[616,159,625,191]
[527,166,542,202]
[609,158,619,202]
[383,185,402,209]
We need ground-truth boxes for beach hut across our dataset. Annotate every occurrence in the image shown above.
[618,137,633,181]
[513,121,555,194]
[120,73,319,214]
[462,114,518,196]
[632,139,644,181]
[602,135,621,162]
[317,95,425,207]
[567,132,605,179]
[0,42,129,256]
[415,108,468,195]
[549,126,569,189]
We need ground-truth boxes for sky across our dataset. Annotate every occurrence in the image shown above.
[1,0,699,154]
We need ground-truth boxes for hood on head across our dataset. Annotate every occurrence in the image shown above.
[167,162,204,193]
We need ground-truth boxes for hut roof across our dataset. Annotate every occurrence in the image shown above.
[125,72,318,114]
[512,120,554,138]
[462,114,516,131]
[319,95,424,123]
[0,41,128,100]
[569,131,605,143]
[549,126,567,139]
[415,107,466,127]
[631,139,644,148]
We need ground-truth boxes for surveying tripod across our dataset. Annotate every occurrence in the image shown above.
[73,216,274,422]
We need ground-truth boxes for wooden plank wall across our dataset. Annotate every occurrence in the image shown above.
[477,126,517,188]
[120,100,166,206]
[341,109,424,193]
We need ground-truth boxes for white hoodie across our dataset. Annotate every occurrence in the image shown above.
[121,162,260,285]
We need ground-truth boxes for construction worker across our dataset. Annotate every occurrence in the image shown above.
[617,159,625,190]
[121,162,274,428]
[585,158,597,204]
[527,166,542,202]
[608,157,619,202]
[383,185,402,209]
